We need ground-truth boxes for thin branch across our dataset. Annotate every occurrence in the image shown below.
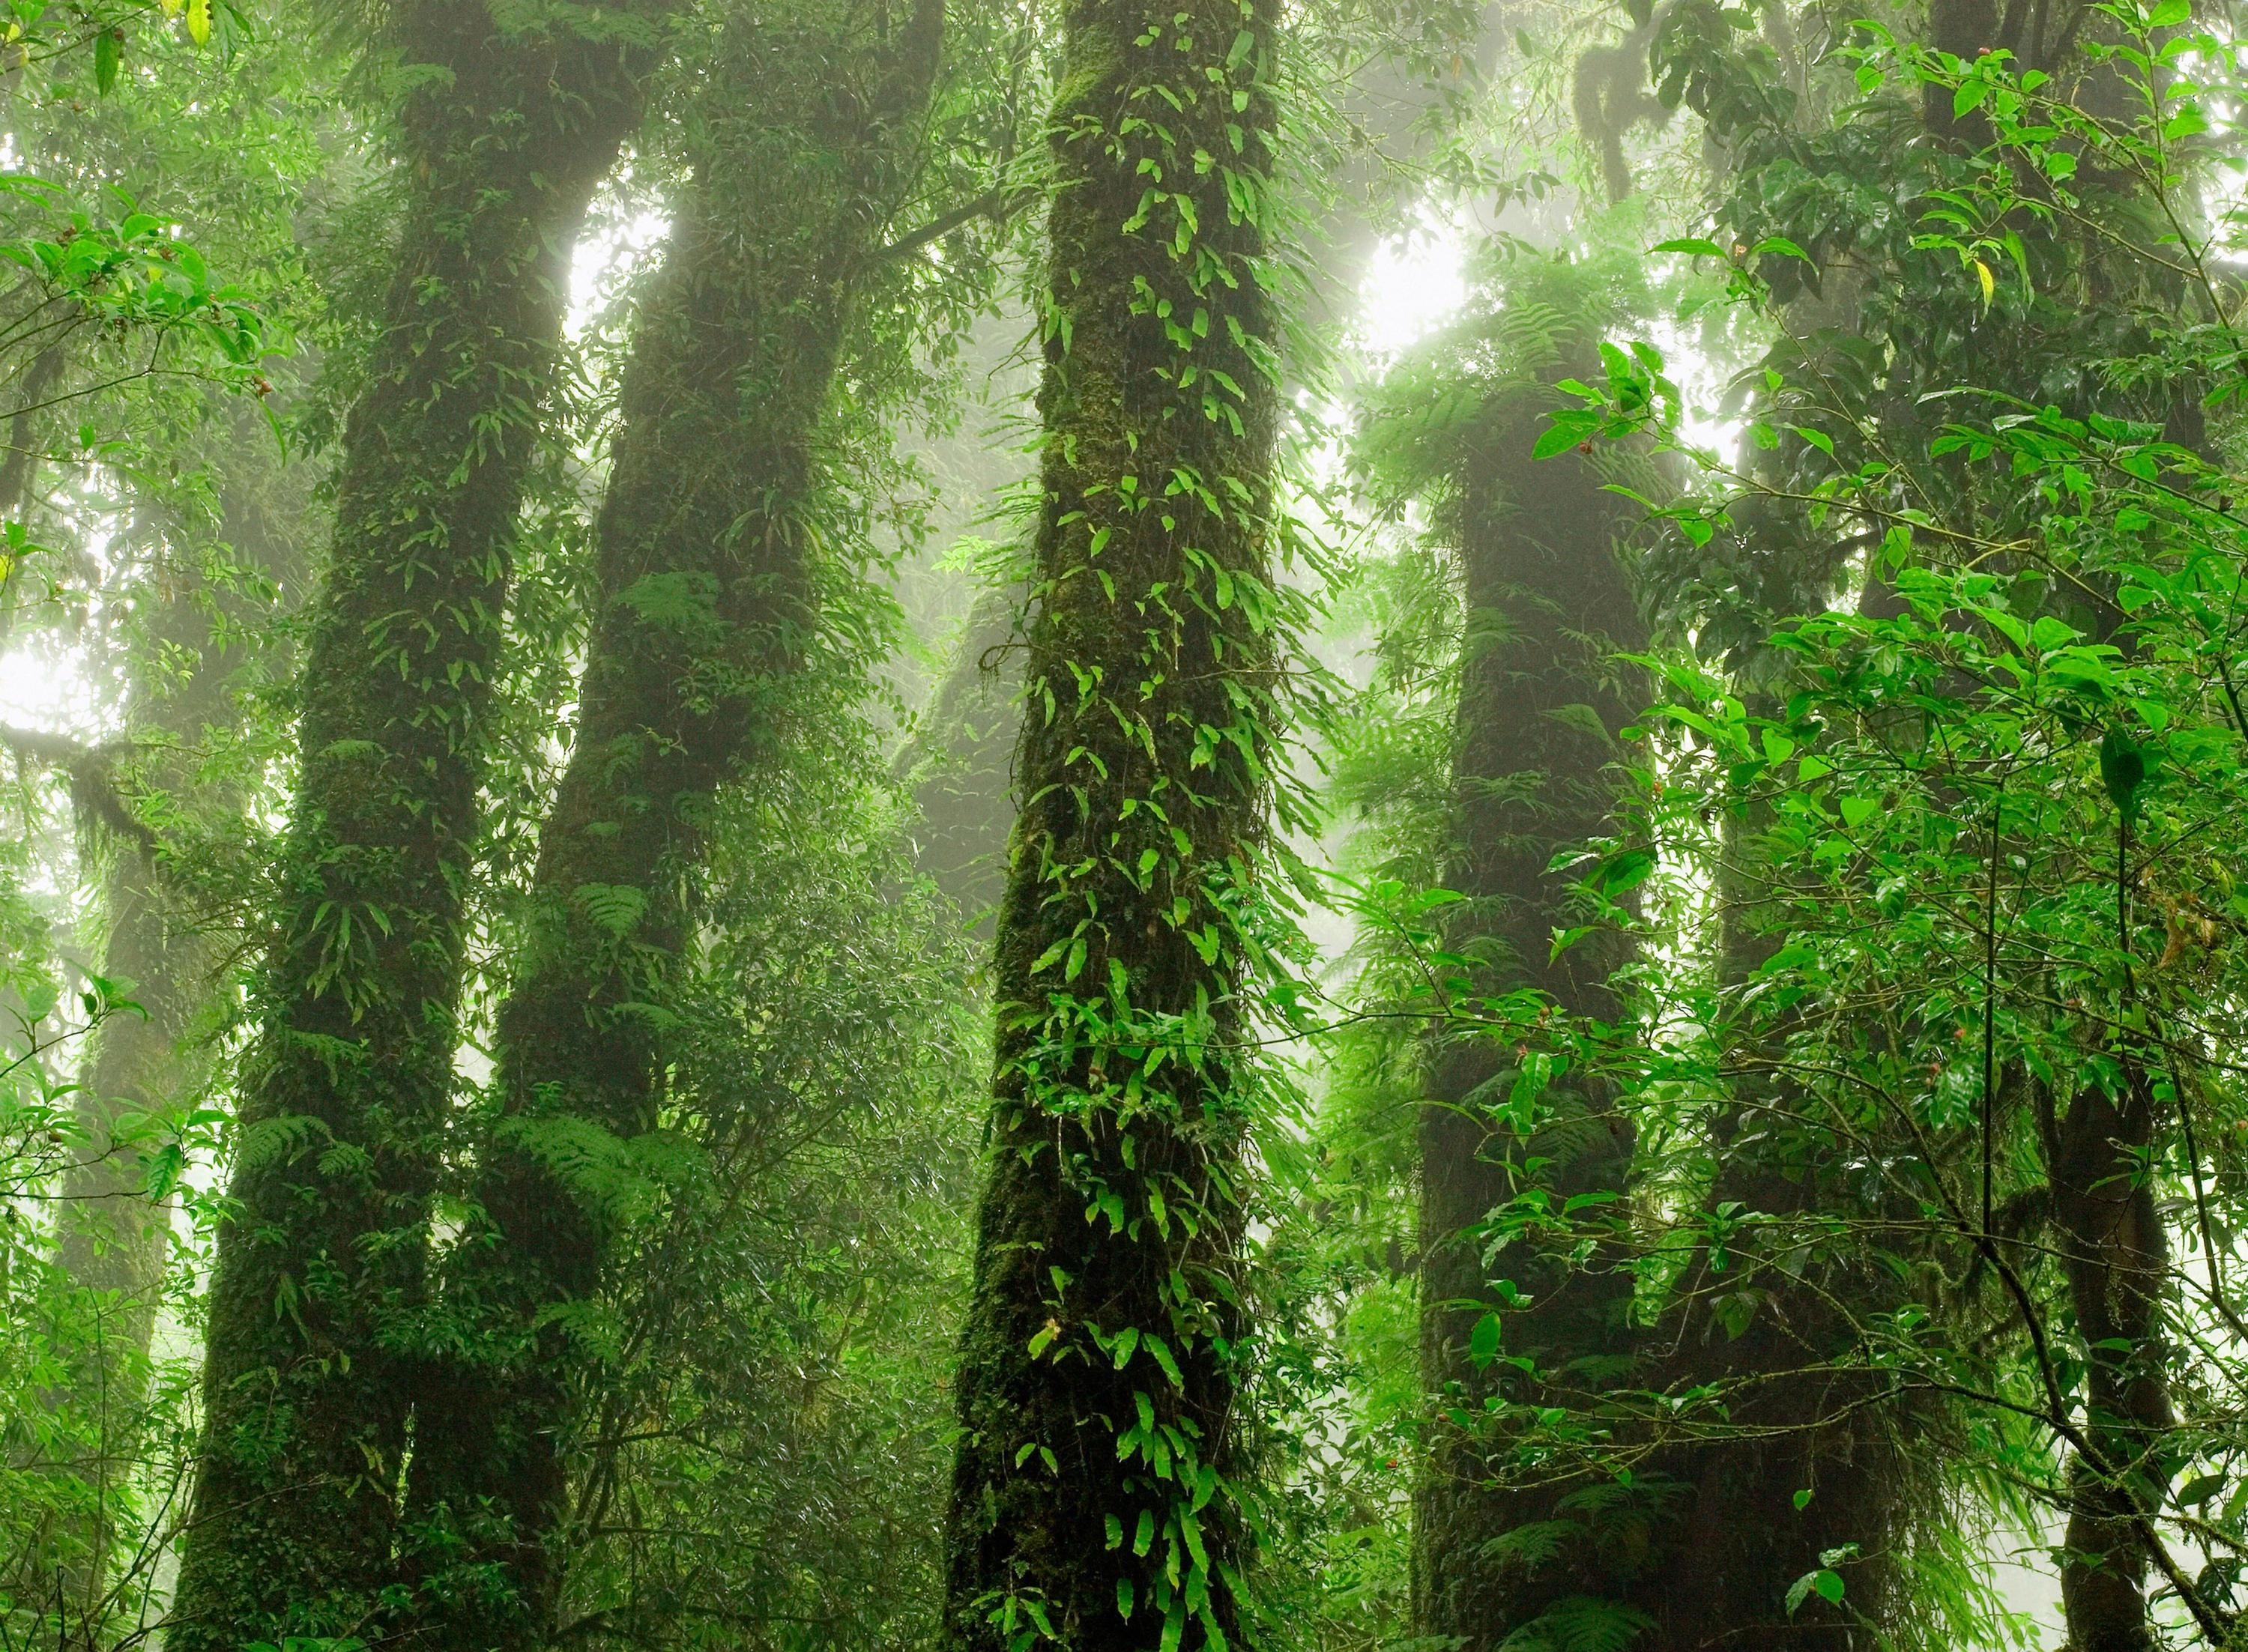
[874,186,1024,264]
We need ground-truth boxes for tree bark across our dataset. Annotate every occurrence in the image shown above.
[2046,1073,2172,1652]
[1407,384,1649,1651]
[942,5,1284,1647]
[170,8,670,1647]
[400,9,945,1648]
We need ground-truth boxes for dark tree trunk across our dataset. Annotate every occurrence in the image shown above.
[1409,393,1649,1651]
[1637,618,1918,1652]
[1648,1067,1912,1650]
[400,10,945,1649]
[171,7,670,1646]
[941,3,1284,1648]
[2046,1074,2172,1652]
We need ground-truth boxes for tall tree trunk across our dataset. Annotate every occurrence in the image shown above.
[1635,587,1921,1651]
[2045,1071,2172,1651]
[901,7,1500,925]
[1409,392,1648,1651]
[402,10,945,1648]
[941,4,1284,1647]
[1647,1020,1912,1647]
[170,8,670,1647]
[49,444,309,1639]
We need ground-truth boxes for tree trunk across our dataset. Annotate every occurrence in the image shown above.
[49,444,309,1639]
[898,9,1502,927]
[2047,1074,2172,1652]
[942,5,1284,1646]
[1409,391,1649,1651]
[1637,623,1916,1651]
[401,10,945,1648]
[170,8,669,1647]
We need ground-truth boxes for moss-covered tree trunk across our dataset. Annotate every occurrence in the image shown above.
[400,10,944,1648]
[942,5,1284,1648]
[1409,396,1647,1652]
[1643,937,1912,1648]
[170,8,669,1646]
[901,14,1498,932]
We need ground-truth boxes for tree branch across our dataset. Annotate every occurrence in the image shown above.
[0,721,154,852]
[874,186,1025,264]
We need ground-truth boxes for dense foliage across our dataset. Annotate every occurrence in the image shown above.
[4,0,2248,1650]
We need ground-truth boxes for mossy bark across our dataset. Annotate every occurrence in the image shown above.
[943,5,1284,1647]
[1646,1061,1911,1648]
[1632,680,1914,1650]
[399,11,944,1649]
[1409,392,1649,1651]
[171,8,669,1647]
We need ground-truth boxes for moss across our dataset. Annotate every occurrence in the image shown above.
[1407,375,1652,1651]
[168,7,669,1648]
[395,12,947,1651]
[942,5,1284,1648]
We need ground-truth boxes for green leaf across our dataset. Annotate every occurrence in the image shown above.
[1468,1312,1502,1367]
[1516,1596,1655,1651]
[2177,1470,2226,1507]
[1534,410,1601,461]
[1597,848,1657,896]
[1750,235,1811,261]
[1786,1569,1845,1615]
[95,30,121,94]
[572,883,648,937]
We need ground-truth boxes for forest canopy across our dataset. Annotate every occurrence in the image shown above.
[2,1,2247,1650]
